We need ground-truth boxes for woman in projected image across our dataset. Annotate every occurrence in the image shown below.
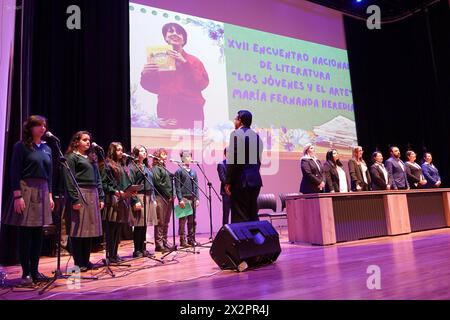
[140,22,209,130]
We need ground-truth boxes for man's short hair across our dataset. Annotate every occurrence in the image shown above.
[389,146,398,153]
[237,110,252,127]
[162,23,188,46]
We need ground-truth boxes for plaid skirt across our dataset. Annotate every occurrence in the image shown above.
[102,194,131,224]
[67,187,103,238]
[4,179,52,227]
[130,194,158,227]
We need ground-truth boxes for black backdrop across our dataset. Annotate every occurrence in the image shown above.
[1,0,449,264]
[344,0,450,185]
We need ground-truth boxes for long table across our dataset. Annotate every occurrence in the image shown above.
[285,189,450,245]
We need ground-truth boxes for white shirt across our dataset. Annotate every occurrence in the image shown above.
[377,163,389,184]
[360,162,368,185]
[337,166,348,192]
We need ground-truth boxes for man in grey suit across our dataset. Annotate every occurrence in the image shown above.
[385,146,410,190]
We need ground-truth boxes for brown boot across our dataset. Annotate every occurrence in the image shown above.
[180,235,188,248]
[154,226,164,252]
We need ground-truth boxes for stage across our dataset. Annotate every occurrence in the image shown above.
[1,227,450,300]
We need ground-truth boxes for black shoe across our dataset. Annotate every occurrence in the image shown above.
[108,257,119,264]
[31,272,49,283]
[141,250,153,257]
[133,251,143,258]
[20,275,33,287]
[164,242,175,249]
[85,262,97,270]
[161,247,172,253]
[188,240,200,246]
[79,266,88,273]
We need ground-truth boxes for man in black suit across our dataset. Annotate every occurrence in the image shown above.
[385,146,409,190]
[217,147,231,225]
[225,110,263,223]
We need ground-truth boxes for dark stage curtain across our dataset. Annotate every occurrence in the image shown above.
[1,0,131,264]
[28,0,131,151]
[344,0,450,185]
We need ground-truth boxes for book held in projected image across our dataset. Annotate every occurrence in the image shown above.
[146,45,175,71]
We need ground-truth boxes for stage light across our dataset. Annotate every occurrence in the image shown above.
[356,0,363,3]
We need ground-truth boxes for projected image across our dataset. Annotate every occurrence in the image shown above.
[130,4,357,159]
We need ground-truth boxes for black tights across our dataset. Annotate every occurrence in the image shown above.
[70,237,92,268]
[18,226,43,278]
[105,221,122,259]
[133,226,147,252]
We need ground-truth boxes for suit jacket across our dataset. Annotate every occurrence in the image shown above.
[300,157,325,194]
[405,162,424,189]
[421,162,441,188]
[385,157,409,189]
[217,160,227,195]
[348,159,371,191]
[225,127,263,190]
[370,163,392,190]
[323,161,340,192]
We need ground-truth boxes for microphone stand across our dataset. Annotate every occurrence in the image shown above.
[127,158,164,264]
[195,162,221,247]
[171,161,209,255]
[39,139,97,295]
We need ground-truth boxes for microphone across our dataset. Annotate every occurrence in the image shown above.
[170,159,182,164]
[122,153,134,159]
[91,142,104,151]
[148,154,161,160]
[44,131,60,142]
[191,160,201,164]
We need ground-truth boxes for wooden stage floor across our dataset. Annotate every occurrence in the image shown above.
[1,227,450,300]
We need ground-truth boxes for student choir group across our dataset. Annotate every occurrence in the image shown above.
[6,115,201,286]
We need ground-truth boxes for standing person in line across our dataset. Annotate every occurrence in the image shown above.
[151,148,174,253]
[129,145,158,257]
[5,115,54,286]
[299,143,325,194]
[348,146,371,191]
[421,152,442,188]
[217,147,231,225]
[405,150,427,189]
[175,150,200,247]
[225,110,263,222]
[323,149,349,193]
[370,151,392,190]
[100,142,134,263]
[64,131,104,272]
[385,146,409,190]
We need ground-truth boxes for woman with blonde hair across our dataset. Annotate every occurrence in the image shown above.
[348,146,371,191]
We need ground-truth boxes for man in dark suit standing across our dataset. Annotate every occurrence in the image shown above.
[217,147,231,225]
[225,110,263,223]
[385,146,409,190]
